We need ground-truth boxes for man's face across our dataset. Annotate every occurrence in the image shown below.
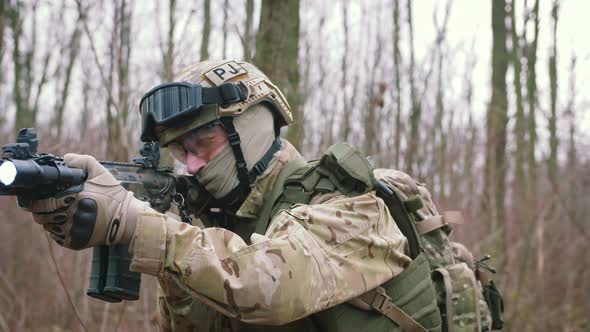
[168,124,229,174]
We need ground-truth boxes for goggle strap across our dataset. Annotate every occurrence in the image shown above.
[210,135,282,213]
[248,138,282,184]
[202,83,247,106]
[219,117,251,192]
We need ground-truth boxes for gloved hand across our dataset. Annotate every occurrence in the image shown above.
[27,153,148,250]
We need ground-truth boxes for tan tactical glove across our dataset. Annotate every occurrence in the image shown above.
[29,154,149,250]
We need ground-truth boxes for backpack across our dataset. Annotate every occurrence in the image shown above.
[255,143,504,332]
[374,169,504,331]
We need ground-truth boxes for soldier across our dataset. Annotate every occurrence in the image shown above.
[22,60,493,331]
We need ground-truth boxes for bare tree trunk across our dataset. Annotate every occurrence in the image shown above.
[527,0,542,322]
[162,0,176,82]
[222,0,229,58]
[104,0,132,161]
[539,1,559,327]
[484,0,509,252]
[243,0,254,61]
[0,0,7,84]
[200,0,210,61]
[562,52,577,327]
[11,1,29,132]
[317,16,333,152]
[254,0,301,149]
[526,0,539,215]
[105,4,118,160]
[392,0,402,168]
[565,54,577,224]
[548,1,559,193]
[405,0,420,175]
[117,0,132,127]
[0,1,7,138]
[10,0,51,134]
[433,1,452,199]
[510,0,528,231]
[53,21,82,140]
[341,1,351,142]
[362,5,384,158]
[155,0,178,168]
[462,41,478,211]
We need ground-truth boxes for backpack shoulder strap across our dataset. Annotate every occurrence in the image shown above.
[375,180,423,259]
[254,158,306,235]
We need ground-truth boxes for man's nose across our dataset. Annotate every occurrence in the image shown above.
[185,153,207,174]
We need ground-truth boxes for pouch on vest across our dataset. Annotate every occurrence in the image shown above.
[314,143,375,196]
[432,263,482,332]
[273,143,375,218]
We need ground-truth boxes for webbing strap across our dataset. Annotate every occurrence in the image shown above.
[201,83,246,105]
[254,159,306,236]
[432,268,454,332]
[220,117,250,192]
[213,138,283,213]
[375,180,422,259]
[358,287,428,332]
[248,138,282,184]
[415,211,464,235]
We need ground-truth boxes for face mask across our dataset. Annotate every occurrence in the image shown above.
[195,104,276,199]
[195,144,239,199]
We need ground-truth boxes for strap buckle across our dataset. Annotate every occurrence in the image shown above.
[227,132,241,146]
[219,82,247,105]
[370,288,392,314]
[236,161,247,170]
[252,160,267,176]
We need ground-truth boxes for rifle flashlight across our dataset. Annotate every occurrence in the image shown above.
[0,161,17,186]
[0,159,86,195]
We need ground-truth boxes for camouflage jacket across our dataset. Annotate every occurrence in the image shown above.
[129,140,412,331]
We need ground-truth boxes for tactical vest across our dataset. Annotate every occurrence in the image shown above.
[201,143,503,332]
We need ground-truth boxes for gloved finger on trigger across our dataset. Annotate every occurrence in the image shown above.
[33,212,70,226]
[30,194,77,213]
[64,153,108,179]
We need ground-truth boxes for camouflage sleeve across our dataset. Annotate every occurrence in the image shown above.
[130,192,411,325]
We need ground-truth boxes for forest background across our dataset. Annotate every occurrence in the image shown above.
[0,0,588,331]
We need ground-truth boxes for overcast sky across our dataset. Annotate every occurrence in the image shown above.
[412,0,589,139]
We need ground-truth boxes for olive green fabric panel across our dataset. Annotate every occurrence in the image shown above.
[384,253,442,332]
[231,317,319,332]
[312,303,402,332]
[312,254,441,332]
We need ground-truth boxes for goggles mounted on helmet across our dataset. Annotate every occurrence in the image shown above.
[139,81,247,142]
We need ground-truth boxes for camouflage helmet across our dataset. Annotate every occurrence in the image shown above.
[156,60,293,146]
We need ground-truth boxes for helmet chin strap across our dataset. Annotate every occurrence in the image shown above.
[216,116,282,212]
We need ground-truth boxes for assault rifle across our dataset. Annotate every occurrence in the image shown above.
[0,128,200,302]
